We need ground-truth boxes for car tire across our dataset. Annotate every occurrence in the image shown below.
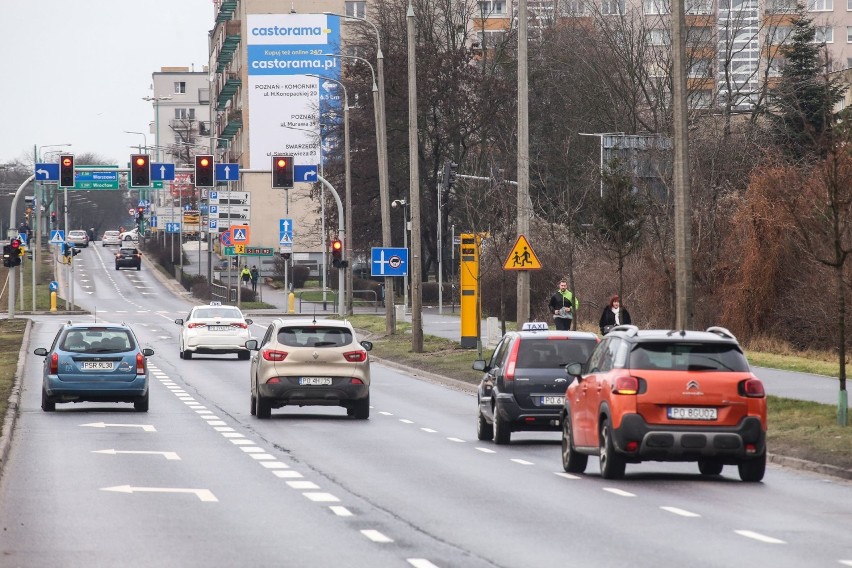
[476,407,493,441]
[698,460,724,476]
[115,265,120,270]
[599,419,626,479]
[737,454,766,482]
[352,395,370,419]
[41,388,55,412]
[250,394,257,416]
[562,414,588,473]
[238,351,250,361]
[134,391,149,412]
[494,410,511,445]
[136,264,141,271]
[183,349,193,360]
[256,388,272,419]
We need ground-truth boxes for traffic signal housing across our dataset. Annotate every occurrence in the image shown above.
[136,207,145,222]
[447,161,458,189]
[10,239,22,266]
[195,155,214,188]
[2,245,11,268]
[130,154,151,187]
[59,154,75,188]
[271,155,294,189]
[330,238,348,269]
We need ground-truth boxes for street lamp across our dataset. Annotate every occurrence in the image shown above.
[142,96,173,162]
[392,199,409,313]
[124,130,148,153]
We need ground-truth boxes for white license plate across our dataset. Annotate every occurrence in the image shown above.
[80,361,115,370]
[299,377,333,386]
[541,396,564,406]
[209,326,230,331]
[668,407,717,420]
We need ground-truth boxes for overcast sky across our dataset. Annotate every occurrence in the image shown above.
[1,0,213,167]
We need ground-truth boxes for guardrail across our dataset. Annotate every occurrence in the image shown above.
[211,282,228,303]
[298,289,381,313]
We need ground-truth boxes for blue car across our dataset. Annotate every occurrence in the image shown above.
[34,323,154,412]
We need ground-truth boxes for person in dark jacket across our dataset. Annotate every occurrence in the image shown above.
[599,295,632,335]
[548,279,579,330]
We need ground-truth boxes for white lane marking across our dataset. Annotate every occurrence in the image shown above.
[839,560,852,566]
[476,447,496,454]
[661,506,701,518]
[260,462,289,469]
[421,428,437,433]
[222,433,244,438]
[287,481,320,490]
[214,427,234,432]
[447,437,465,443]
[240,447,264,453]
[511,459,534,465]
[206,421,227,426]
[188,405,206,410]
[603,488,636,497]
[303,492,340,503]
[93,449,180,460]
[554,472,581,480]
[273,470,304,478]
[400,419,414,424]
[408,560,440,568]
[330,506,353,517]
[249,454,275,460]
[735,530,785,544]
[379,411,394,416]
[231,439,255,445]
[361,530,393,543]
[81,422,156,432]
[101,485,217,502]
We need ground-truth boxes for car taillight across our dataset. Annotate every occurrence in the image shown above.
[612,376,639,395]
[262,349,287,361]
[740,378,766,398]
[136,352,145,374]
[351,378,364,385]
[50,353,58,374]
[504,339,522,381]
[343,350,367,362]
[231,322,248,329]
[187,322,206,329]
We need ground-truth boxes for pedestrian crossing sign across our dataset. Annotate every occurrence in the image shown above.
[49,230,65,245]
[503,234,542,270]
[231,224,250,245]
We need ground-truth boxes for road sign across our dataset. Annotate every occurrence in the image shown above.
[209,191,250,205]
[234,244,245,255]
[49,230,65,244]
[75,170,118,182]
[279,218,293,245]
[49,281,58,292]
[371,247,408,277]
[165,223,181,234]
[213,205,251,220]
[231,225,250,245]
[209,219,218,230]
[151,163,176,181]
[223,246,274,257]
[220,229,233,246]
[34,163,59,181]
[295,165,318,182]
[503,235,542,270]
[215,163,240,182]
[17,233,28,246]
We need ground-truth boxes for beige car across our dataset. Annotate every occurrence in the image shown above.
[246,319,373,419]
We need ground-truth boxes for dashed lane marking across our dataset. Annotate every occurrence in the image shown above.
[735,530,785,544]
[603,488,636,497]
[361,530,393,543]
[661,506,701,518]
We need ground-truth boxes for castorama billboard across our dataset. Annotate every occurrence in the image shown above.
[247,14,341,178]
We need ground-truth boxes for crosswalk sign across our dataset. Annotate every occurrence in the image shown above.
[231,224,250,245]
[503,234,542,270]
[49,230,65,245]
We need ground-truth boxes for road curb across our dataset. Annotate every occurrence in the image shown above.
[768,453,852,481]
[371,355,478,395]
[0,318,32,480]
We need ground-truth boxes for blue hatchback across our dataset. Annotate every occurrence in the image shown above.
[34,323,155,412]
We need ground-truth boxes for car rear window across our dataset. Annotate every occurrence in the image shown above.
[630,342,750,372]
[105,231,120,237]
[516,338,596,368]
[60,329,135,353]
[277,326,353,348]
[193,308,242,319]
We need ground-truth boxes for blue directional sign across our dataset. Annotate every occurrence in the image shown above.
[210,191,218,201]
[35,163,59,181]
[295,165,317,183]
[216,163,240,182]
[279,219,293,246]
[49,281,58,292]
[49,230,65,245]
[149,215,157,228]
[371,247,408,277]
[166,223,181,234]
[76,170,118,182]
[151,163,175,181]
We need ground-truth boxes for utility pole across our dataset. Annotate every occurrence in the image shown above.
[516,0,531,328]
[407,0,423,351]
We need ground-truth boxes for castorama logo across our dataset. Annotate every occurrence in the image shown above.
[251,25,327,37]
[247,13,333,46]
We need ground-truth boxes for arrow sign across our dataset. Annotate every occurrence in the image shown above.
[81,422,157,432]
[215,163,240,181]
[35,163,59,181]
[93,449,180,460]
[151,163,175,181]
[100,485,218,502]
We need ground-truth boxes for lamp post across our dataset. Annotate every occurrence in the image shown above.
[142,95,173,208]
[34,143,71,311]
[124,130,148,154]
[392,199,409,313]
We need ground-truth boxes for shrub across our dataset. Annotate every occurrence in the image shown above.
[292,265,310,288]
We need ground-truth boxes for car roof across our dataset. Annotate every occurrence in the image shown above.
[273,318,354,329]
[63,322,132,331]
[606,325,740,344]
[510,330,599,341]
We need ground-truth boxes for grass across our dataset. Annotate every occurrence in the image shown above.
[0,318,28,438]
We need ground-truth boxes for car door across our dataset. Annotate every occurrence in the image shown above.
[572,338,612,447]
[481,336,511,421]
[251,324,274,395]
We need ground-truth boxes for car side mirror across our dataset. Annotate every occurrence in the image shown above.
[245,318,253,325]
[175,319,184,325]
[360,340,373,351]
[565,362,582,377]
[142,348,155,357]
[472,359,487,372]
[245,339,259,350]
[33,347,47,357]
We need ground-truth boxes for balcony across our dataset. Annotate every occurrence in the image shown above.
[216,72,241,111]
[216,20,241,73]
[220,108,242,141]
[170,118,197,130]
[216,0,237,24]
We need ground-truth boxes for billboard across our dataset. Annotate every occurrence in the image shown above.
[246,13,341,178]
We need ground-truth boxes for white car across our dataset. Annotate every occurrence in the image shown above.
[66,230,89,248]
[175,302,253,360]
[102,230,121,247]
[120,228,139,243]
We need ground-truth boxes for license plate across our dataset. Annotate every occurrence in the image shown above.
[668,407,717,420]
[208,326,230,331]
[80,361,115,370]
[541,396,564,406]
[299,377,333,386]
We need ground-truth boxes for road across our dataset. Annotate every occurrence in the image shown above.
[1,245,851,567]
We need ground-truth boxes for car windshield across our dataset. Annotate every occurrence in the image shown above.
[630,342,750,372]
[193,308,243,319]
[277,326,353,348]
[60,328,135,353]
[120,248,137,255]
[516,338,596,368]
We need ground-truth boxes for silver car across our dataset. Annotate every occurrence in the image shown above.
[102,230,121,247]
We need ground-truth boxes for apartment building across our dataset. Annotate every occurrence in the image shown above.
[149,67,212,164]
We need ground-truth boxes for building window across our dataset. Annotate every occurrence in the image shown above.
[689,59,713,77]
[345,1,366,18]
[602,0,626,13]
[848,0,852,10]
[565,0,588,14]
[766,0,797,11]
[647,28,670,45]
[174,81,186,94]
[686,0,713,14]
[770,25,792,44]
[476,30,507,47]
[174,108,196,120]
[809,0,833,9]
[643,0,669,14]
[478,0,507,15]
[814,25,834,42]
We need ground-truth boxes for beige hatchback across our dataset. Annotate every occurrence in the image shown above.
[246,319,373,419]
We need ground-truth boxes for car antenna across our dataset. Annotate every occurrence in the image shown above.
[312,305,317,325]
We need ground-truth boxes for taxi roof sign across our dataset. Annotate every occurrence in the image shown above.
[503,234,542,271]
[521,322,549,331]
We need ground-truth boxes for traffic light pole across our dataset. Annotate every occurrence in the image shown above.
[315,174,345,317]
[7,174,35,318]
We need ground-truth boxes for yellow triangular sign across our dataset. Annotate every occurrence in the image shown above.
[503,235,542,270]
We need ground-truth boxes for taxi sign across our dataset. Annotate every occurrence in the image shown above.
[521,322,549,331]
[503,234,542,270]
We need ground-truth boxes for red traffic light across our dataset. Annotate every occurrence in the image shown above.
[135,156,147,167]
[62,158,72,167]
[10,238,20,250]
[276,158,287,168]
[331,239,342,252]
[199,157,210,167]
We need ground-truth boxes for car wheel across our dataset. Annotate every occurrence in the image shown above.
[476,407,493,441]
[494,410,511,445]
[599,419,626,479]
[41,388,55,412]
[698,460,724,476]
[562,414,588,473]
[115,265,120,270]
[352,395,370,419]
[250,394,257,416]
[134,391,149,412]
[183,349,193,360]
[737,454,766,482]
[238,351,250,361]
[256,389,271,419]
[136,264,141,271]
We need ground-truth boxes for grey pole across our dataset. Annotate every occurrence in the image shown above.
[315,174,345,317]
[407,0,423,351]
[516,0,531,329]
[7,175,35,318]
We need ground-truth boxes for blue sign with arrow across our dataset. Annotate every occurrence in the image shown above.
[35,164,59,181]
[216,163,240,182]
[371,247,408,277]
[295,165,317,183]
[151,163,175,181]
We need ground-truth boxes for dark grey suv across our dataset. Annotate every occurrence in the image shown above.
[474,324,598,444]
[115,247,141,270]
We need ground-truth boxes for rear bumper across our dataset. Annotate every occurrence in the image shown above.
[186,336,250,353]
[494,394,562,431]
[44,376,148,402]
[258,381,368,407]
[613,413,766,462]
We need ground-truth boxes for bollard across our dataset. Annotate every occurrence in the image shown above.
[288,291,295,314]
[50,291,57,312]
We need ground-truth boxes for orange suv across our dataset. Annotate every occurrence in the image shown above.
[561,325,767,481]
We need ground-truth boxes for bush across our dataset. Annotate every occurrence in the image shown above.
[421,281,453,304]
[292,265,310,288]
[353,278,383,305]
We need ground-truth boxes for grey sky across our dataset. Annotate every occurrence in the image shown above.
[1,0,212,166]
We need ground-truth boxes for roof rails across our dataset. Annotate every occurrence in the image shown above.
[609,324,639,337]
[706,326,737,341]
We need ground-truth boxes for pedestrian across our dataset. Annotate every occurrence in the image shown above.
[548,279,578,331]
[250,265,259,292]
[240,265,251,288]
[599,294,632,335]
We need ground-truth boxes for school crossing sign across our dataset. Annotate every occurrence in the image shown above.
[503,235,542,271]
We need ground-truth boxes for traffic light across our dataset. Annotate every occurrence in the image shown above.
[271,155,294,189]
[10,239,22,267]
[59,154,75,188]
[330,238,348,269]
[447,161,458,189]
[195,155,215,188]
[136,207,144,222]
[130,154,151,187]
[50,212,57,227]
[2,245,11,268]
